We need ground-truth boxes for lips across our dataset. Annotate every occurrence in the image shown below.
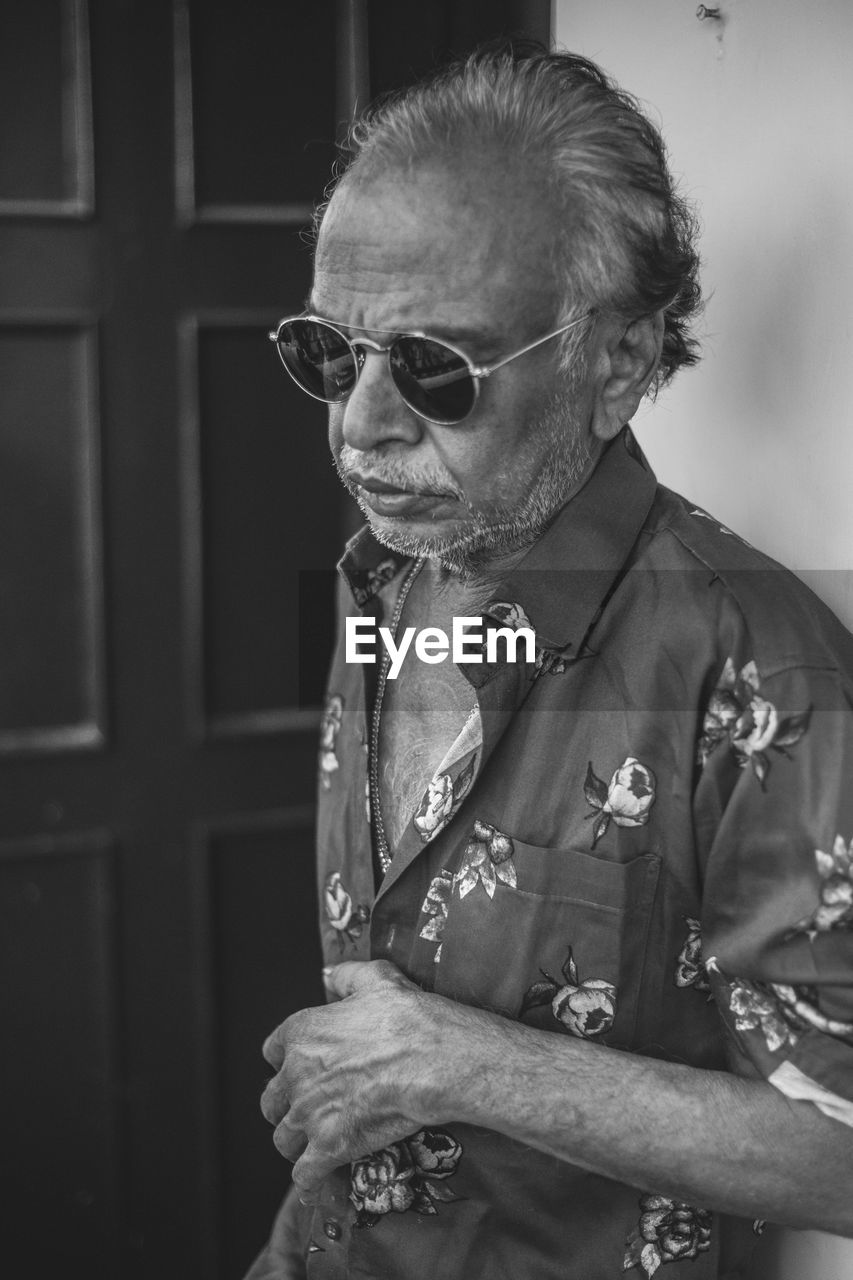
[349,473,450,518]
[355,476,414,495]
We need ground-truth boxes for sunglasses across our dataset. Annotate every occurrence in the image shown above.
[268,311,592,426]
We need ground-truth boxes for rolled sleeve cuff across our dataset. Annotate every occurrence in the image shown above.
[768,1060,853,1128]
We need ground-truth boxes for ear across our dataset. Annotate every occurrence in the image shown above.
[590,313,665,442]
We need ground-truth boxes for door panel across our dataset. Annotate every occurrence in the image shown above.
[0,322,106,750]
[192,809,320,1278]
[174,0,336,224]
[2,2,336,1274]
[180,314,331,739]
[0,0,93,217]
[0,832,120,1268]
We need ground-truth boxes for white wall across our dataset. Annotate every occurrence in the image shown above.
[554,0,853,630]
[552,1,853,1275]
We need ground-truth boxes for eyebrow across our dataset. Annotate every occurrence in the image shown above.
[303,299,500,351]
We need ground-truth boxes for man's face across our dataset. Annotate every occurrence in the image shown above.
[311,156,597,570]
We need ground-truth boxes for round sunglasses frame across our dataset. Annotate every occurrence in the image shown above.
[268,311,593,426]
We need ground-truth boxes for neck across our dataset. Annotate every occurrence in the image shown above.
[424,542,531,612]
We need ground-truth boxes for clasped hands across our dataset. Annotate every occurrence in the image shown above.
[260,960,461,1199]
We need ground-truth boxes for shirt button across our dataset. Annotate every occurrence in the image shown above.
[324,1218,342,1241]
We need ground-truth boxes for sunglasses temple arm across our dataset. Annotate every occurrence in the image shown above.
[475,311,593,378]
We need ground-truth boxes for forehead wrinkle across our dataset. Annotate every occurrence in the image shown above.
[315,210,494,303]
[313,166,561,345]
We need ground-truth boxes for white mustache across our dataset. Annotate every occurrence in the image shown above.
[337,446,462,500]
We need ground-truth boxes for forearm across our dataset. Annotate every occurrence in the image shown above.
[422,996,853,1235]
[264,960,853,1230]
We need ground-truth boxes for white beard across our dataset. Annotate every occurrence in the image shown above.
[335,389,592,575]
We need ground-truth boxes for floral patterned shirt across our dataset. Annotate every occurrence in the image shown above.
[287,429,853,1278]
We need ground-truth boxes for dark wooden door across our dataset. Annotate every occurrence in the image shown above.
[1,2,337,1275]
[0,4,548,1278]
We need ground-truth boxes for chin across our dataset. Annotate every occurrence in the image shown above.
[364,510,467,556]
[364,509,542,575]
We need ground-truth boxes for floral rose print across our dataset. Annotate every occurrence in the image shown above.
[352,557,400,607]
[534,650,568,676]
[418,870,453,963]
[407,1128,462,1179]
[520,946,617,1038]
[413,756,476,844]
[675,918,710,992]
[584,756,656,848]
[770,981,853,1040]
[697,658,811,787]
[319,694,344,789]
[624,1194,712,1276]
[324,871,370,952]
[350,1127,462,1229]
[481,600,536,668]
[790,835,853,936]
[453,819,517,899]
[485,600,570,676]
[487,600,533,632]
[351,1143,416,1217]
[414,775,454,840]
[727,977,800,1053]
[722,968,853,1052]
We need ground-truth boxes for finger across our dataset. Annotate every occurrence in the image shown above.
[262,1025,286,1069]
[273,1112,308,1164]
[291,1139,342,1200]
[260,1071,291,1127]
[322,958,416,1000]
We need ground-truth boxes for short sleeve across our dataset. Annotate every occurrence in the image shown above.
[695,657,853,1124]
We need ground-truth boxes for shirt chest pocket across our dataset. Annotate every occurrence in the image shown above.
[431,839,661,1049]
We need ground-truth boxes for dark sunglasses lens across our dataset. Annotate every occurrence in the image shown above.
[390,336,476,424]
[276,320,358,402]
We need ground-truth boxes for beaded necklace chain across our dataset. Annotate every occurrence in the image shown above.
[368,559,424,874]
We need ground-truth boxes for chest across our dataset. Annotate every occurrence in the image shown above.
[375,572,478,852]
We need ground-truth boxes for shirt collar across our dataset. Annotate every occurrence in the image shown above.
[338,426,657,652]
[337,530,410,609]
[486,426,657,653]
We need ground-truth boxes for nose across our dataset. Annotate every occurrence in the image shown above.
[339,347,424,452]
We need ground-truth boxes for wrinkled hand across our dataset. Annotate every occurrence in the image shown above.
[260,960,443,1200]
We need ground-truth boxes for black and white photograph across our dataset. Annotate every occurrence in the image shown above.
[2,3,851,1278]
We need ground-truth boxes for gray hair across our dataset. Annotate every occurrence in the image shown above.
[317,42,702,394]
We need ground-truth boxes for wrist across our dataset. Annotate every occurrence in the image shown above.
[402,989,459,1127]
[408,991,525,1129]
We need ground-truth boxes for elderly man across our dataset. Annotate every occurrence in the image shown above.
[249,44,853,1280]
